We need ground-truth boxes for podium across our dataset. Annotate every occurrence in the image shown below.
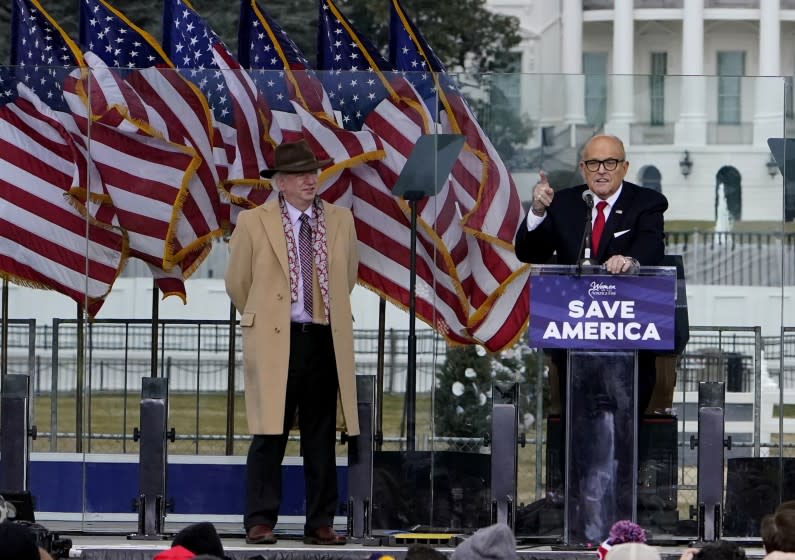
[529,264,676,545]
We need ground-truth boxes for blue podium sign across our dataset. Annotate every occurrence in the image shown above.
[529,272,676,350]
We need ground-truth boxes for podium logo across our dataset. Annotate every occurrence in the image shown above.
[588,281,616,298]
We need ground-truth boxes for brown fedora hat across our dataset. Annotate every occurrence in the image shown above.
[260,139,332,178]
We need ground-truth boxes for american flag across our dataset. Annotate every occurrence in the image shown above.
[0,0,125,316]
[390,0,529,351]
[238,0,332,117]
[163,0,273,223]
[76,0,226,294]
[233,0,384,223]
[79,0,168,70]
[318,0,498,347]
[317,0,403,132]
[63,57,211,274]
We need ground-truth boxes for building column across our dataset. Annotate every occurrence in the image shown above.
[675,0,707,146]
[561,0,586,128]
[605,0,634,142]
[753,0,783,147]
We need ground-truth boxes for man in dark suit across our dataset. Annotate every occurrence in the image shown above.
[514,134,668,540]
[514,133,667,412]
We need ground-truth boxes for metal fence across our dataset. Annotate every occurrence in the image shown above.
[666,231,795,287]
[124,231,795,287]
[6,320,795,391]
[3,316,795,524]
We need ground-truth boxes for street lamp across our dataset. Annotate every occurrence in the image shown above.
[766,154,779,178]
[679,150,693,177]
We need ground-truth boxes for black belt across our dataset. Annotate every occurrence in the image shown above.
[290,322,330,334]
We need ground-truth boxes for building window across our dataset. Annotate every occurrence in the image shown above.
[715,166,742,228]
[717,51,744,125]
[584,52,607,127]
[650,53,667,126]
[639,165,662,193]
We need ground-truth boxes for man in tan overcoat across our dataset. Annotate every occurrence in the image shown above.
[225,139,359,546]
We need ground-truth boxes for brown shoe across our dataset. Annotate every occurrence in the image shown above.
[303,525,346,545]
[246,524,277,544]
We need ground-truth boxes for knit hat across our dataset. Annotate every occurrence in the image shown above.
[451,523,517,560]
[605,543,661,560]
[0,521,39,560]
[597,520,647,560]
[154,545,196,560]
[172,522,226,559]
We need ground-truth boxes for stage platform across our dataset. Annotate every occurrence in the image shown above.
[48,523,769,559]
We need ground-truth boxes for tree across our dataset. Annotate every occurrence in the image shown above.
[434,341,547,452]
[469,77,534,169]
[1,0,520,73]
[339,0,521,73]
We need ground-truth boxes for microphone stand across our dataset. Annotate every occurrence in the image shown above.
[577,196,597,273]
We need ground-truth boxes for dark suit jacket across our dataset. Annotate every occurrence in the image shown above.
[514,181,668,266]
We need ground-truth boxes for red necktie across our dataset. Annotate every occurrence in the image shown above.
[591,201,607,255]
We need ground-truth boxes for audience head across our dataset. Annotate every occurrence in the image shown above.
[451,523,517,560]
[171,522,227,559]
[606,543,661,560]
[694,541,746,560]
[406,544,447,560]
[606,520,647,545]
[762,502,795,553]
[153,545,196,560]
[597,520,648,560]
[0,521,40,560]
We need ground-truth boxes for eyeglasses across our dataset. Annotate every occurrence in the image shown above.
[582,158,625,172]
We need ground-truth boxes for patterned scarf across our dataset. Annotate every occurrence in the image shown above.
[278,193,330,322]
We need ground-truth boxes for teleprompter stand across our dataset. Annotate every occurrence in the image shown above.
[392,133,464,451]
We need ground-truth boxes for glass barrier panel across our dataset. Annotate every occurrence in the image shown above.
[1,62,790,544]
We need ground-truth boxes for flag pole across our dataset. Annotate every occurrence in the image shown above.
[225,300,237,456]
[405,197,420,451]
[375,298,386,452]
[151,280,159,378]
[1,278,8,377]
[75,302,84,453]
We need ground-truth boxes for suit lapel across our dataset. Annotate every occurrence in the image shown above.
[258,200,290,279]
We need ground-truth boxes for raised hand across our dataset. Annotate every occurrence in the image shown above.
[531,170,555,216]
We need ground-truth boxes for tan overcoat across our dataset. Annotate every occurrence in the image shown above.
[225,199,360,436]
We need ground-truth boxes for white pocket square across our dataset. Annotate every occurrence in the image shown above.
[614,229,630,238]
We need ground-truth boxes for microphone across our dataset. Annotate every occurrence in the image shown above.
[582,189,594,209]
[577,190,597,269]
